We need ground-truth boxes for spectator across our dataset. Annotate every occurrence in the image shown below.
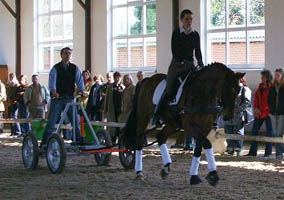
[10,75,30,136]
[104,71,124,143]
[40,47,86,148]
[119,74,135,123]
[268,68,284,160]
[136,71,144,87]
[77,70,92,109]
[101,72,113,114]
[224,77,252,156]
[6,73,19,135]
[0,79,7,133]
[86,74,103,121]
[246,70,273,157]
[24,74,50,119]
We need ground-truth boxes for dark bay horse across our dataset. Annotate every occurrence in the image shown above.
[123,62,245,186]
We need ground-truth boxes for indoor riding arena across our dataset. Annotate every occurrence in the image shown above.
[1,0,284,199]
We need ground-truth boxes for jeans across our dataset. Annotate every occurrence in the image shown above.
[225,123,244,151]
[42,98,81,144]
[270,115,284,158]
[29,106,45,119]
[18,103,30,134]
[248,117,273,156]
[0,112,3,131]
[185,132,194,149]
[8,104,21,135]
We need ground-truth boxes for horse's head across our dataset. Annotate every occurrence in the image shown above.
[221,72,245,120]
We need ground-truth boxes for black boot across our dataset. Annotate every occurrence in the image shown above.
[152,92,170,126]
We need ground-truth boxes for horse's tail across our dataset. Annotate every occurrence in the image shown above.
[122,78,149,150]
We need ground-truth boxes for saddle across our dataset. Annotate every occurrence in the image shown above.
[152,72,190,105]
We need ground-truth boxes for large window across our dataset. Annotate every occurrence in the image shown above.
[205,0,265,69]
[35,0,73,72]
[111,0,157,71]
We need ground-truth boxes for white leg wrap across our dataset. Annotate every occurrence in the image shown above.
[135,150,143,172]
[159,144,172,166]
[190,156,200,176]
[204,148,216,172]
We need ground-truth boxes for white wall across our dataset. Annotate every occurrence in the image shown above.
[0,0,16,73]
[156,0,173,73]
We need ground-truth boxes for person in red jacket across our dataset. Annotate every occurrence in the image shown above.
[246,70,273,157]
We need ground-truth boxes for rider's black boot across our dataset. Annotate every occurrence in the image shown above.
[152,92,170,126]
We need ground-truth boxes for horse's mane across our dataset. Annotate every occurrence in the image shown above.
[196,62,232,76]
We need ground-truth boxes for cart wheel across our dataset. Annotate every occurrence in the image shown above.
[22,132,39,170]
[46,134,66,174]
[118,134,135,169]
[94,130,112,166]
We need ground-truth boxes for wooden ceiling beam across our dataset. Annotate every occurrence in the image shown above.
[0,0,16,18]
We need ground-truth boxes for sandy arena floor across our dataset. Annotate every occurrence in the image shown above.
[1,132,284,200]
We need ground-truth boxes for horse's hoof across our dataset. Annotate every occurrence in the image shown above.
[205,170,219,187]
[160,163,170,180]
[190,175,202,185]
[135,171,144,180]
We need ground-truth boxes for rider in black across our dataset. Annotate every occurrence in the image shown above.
[152,9,204,126]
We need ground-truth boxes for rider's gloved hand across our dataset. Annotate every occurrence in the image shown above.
[198,60,204,68]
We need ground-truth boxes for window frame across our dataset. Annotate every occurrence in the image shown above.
[35,0,73,73]
[204,0,265,70]
[110,0,157,72]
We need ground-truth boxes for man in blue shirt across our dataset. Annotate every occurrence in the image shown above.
[41,47,86,147]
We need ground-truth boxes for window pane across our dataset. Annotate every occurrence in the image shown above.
[229,31,246,64]
[51,0,62,11]
[52,15,63,39]
[229,0,246,27]
[145,37,156,67]
[113,39,128,68]
[113,7,127,36]
[129,6,142,35]
[249,30,265,64]
[208,32,226,64]
[64,13,73,39]
[39,46,51,70]
[39,16,51,41]
[128,0,140,2]
[113,0,127,6]
[39,0,50,14]
[146,4,156,34]
[53,45,63,65]
[249,0,265,26]
[209,0,225,29]
[63,0,73,11]
[130,38,143,67]
[145,0,155,2]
